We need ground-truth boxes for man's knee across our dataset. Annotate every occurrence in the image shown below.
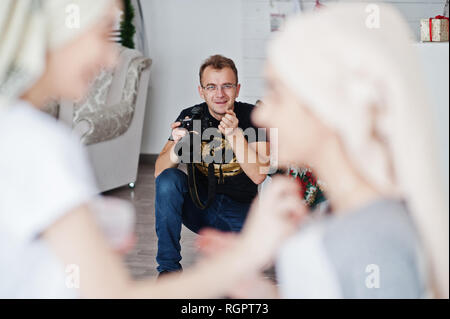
[155,168,187,196]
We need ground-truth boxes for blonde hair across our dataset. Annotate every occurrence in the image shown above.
[269,3,448,297]
[0,0,115,110]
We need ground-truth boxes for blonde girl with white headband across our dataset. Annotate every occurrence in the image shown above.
[0,0,305,298]
[260,3,448,299]
[200,4,448,299]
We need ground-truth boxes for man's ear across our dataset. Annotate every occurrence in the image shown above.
[198,85,205,100]
[236,83,241,98]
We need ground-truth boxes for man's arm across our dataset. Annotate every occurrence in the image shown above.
[228,131,270,185]
[219,109,270,185]
[154,140,179,178]
[154,121,187,178]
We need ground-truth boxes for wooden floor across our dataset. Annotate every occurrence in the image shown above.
[104,161,276,283]
[103,162,198,279]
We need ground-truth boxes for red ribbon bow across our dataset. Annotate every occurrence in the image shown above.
[429,15,450,41]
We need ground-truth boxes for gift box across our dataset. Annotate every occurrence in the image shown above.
[420,16,449,42]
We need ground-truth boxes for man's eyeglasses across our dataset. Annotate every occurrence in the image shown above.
[201,84,237,93]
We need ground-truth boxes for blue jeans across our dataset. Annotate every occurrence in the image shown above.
[155,168,251,272]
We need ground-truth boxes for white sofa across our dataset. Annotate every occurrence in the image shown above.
[56,46,152,193]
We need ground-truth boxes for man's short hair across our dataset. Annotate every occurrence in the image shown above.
[199,55,238,85]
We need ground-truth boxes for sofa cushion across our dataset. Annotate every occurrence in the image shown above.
[73,47,151,145]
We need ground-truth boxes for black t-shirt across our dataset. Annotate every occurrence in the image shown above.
[169,101,267,203]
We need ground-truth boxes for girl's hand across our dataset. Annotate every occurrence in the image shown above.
[196,228,279,299]
[196,228,238,256]
[240,176,307,268]
[114,233,136,255]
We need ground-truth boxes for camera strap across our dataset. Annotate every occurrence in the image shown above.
[187,162,217,210]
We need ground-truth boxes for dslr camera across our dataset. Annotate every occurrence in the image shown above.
[176,105,218,160]
[179,105,215,135]
[175,105,222,210]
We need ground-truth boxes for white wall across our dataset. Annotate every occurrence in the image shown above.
[415,43,450,186]
[240,0,446,101]
[140,0,447,154]
[140,0,244,154]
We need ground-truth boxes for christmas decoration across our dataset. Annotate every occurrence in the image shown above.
[314,0,324,10]
[420,15,449,42]
[420,0,449,43]
[289,167,326,209]
[120,0,136,49]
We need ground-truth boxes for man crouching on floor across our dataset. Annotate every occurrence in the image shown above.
[154,54,270,277]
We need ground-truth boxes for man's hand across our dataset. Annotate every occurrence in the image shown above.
[171,118,189,143]
[218,109,269,184]
[155,118,190,177]
[219,109,239,137]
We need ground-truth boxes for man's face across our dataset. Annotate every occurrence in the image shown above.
[198,66,241,118]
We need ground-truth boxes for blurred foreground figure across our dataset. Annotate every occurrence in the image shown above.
[0,0,303,298]
[260,3,449,299]
[201,3,449,299]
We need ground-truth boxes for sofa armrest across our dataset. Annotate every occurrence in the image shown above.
[58,99,74,128]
